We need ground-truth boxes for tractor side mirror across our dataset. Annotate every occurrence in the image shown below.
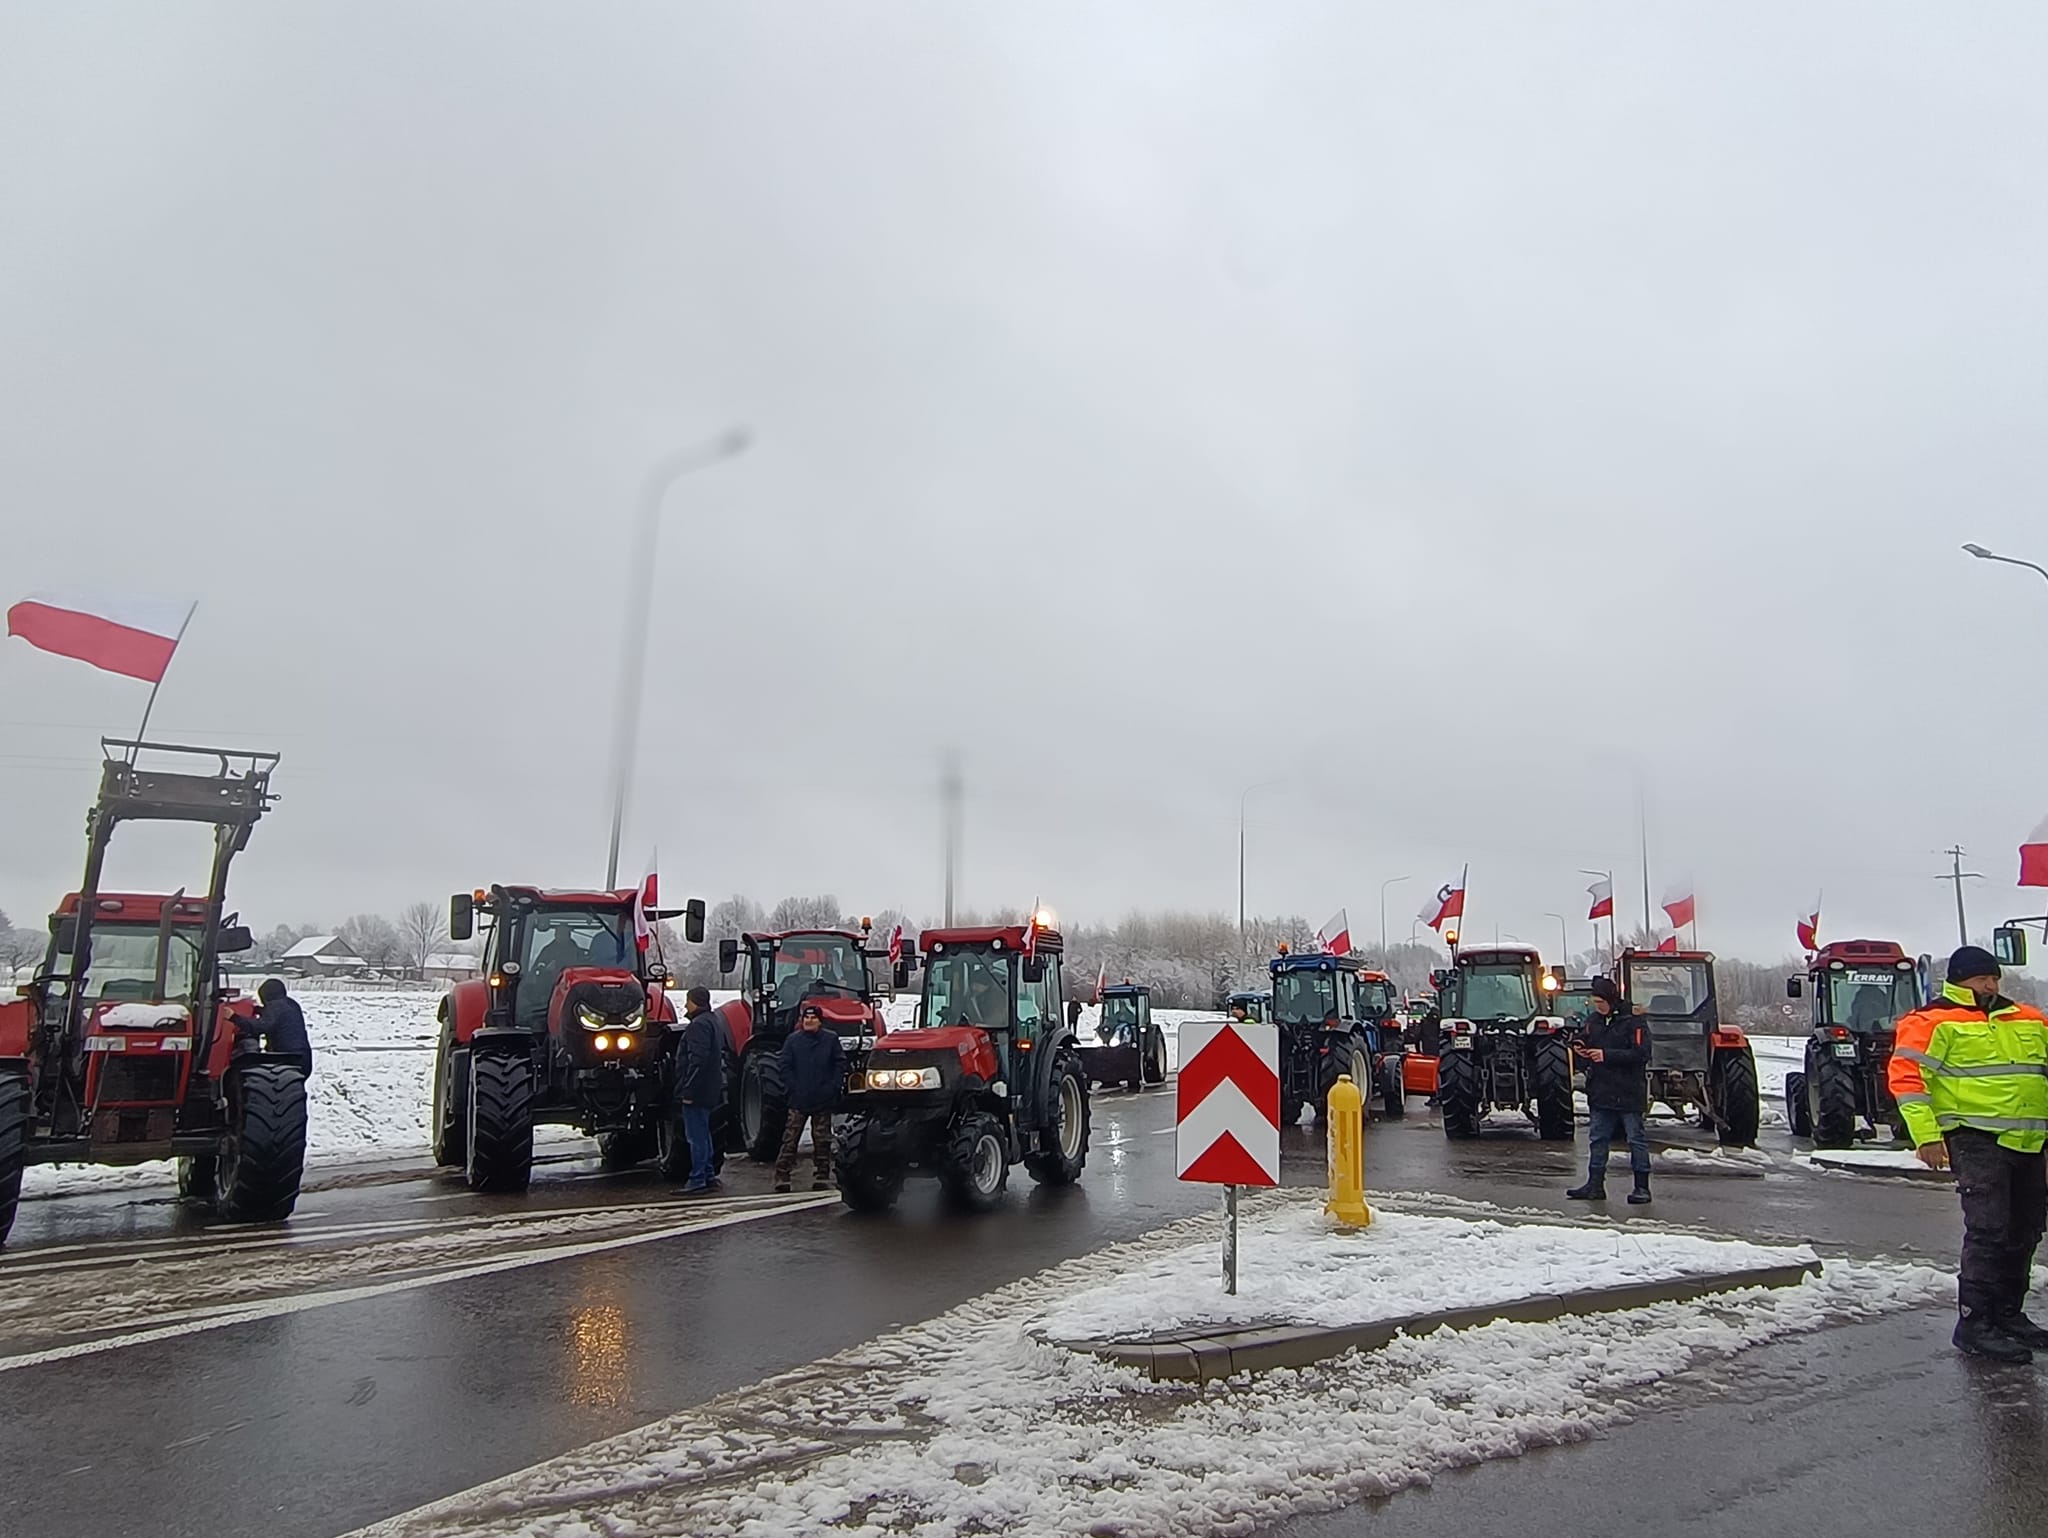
[1429,968,1451,991]
[1022,955,1046,984]
[1546,965,1566,988]
[717,939,739,976]
[684,898,706,945]
[450,893,474,943]
[1994,926,2029,968]
[53,916,78,955]
[1785,977,1803,1000]
[217,925,254,956]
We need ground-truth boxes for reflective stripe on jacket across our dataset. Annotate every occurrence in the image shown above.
[1886,982,2048,1153]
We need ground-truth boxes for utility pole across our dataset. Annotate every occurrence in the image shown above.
[1937,845,1982,949]
[941,752,962,926]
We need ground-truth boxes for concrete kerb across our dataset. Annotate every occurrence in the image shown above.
[1057,1259,1824,1383]
[1806,1152,1953,1184]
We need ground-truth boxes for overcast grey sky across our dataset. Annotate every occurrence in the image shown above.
[5,3,2047,960]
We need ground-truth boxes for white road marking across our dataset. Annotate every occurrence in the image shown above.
[0,1194,838,1375]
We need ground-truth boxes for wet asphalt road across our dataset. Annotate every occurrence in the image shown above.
[0,1090,1999,1538]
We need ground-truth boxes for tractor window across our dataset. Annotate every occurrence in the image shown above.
[1827,969,1919,1032]
[924,948,1011,1030]
[1454,966,1538,1022]
[1272,969,1338,1026]
[1358,979,1396,1020]
[518,909,634,1024]
[1623,961,1710,1017]
[69,923,203,1003]
[1101,993,1141,1044]
[772,936,869,1002]
[1016,956,1055,1030]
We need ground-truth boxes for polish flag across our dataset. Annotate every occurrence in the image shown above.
[1022,899,1039,960]
[1661,879,1696,932]
[1587,878,1614,922]
[6,591,195,684]
[1654,930,1681,954]
[633,851,657,953]
[1796,898,1821,954]
[1317,909,1352,955]
[2021,818,2048,888]
[1421,879,1466,932]
[887,924,905,969]
[1093,957,1107,1004]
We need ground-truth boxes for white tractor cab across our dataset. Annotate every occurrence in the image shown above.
[1430,944,1574,1140]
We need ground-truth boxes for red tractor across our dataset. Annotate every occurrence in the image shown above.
[429,884,705,1191]
[1618,948,1760,1147]
[0,739,300,1245]
[1784,939,1928,1146]
[833,917,1090,1212]
[714,923,889,1161]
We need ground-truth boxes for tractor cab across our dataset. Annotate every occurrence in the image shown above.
[716,924,888,1161]
[1430,945,1575,1140]
[1225,989,1270,1022]
[1078,982,1166,1090]
[834,915,1090,1212]
[1782,939,1927,1145]
[1617,948,1759,1146]
[451,886,669,1043]
[1268,948,1406,1123]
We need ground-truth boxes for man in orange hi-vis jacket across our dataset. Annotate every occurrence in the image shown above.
[1889,945,2048,1361]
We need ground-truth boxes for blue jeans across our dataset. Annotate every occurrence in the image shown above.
[1587,1107,1650,1181]
[682,1106,718,1188]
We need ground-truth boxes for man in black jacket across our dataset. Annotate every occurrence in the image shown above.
[1567,977,1652,1205]
[674,987,725,1194]
[775,1003,847,1193]
[234,978,312,1078]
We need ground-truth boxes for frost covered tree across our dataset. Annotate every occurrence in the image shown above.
[399,901,443,979]
[767,894,846,931]
[337,913,405,970]
[1,927,45,982]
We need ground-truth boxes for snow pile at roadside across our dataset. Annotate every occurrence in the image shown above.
[353,1204,1948,1538]
[1038,1194,1810,1341]
[1656,1145,1772,1178]
[1801,1148,1940,1176]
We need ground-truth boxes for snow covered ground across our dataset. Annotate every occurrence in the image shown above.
[1039,1193,1812,1341]
[356,1196,1950,1538]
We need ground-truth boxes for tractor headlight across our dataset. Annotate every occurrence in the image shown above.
[580,1006,644,1032]
[866,1066,941,1091]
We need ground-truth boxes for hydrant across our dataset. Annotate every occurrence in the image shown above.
[1325,1073,1371,1227]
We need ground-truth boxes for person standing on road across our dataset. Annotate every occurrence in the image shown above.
[1889,946,2048,1362]
[1567,977,1652,1205]
[674,986,725,1195]
[775,1003,846,1194]
[234,978,313,1078]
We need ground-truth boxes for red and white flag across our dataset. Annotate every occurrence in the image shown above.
[1587,877,1614,922]
[632,851,658,953]
[1660,879,1696,932]
[2021,818,2048,888]
[1316,908,1352,955]
[1022,899,1039,960]
[1421,876,1466,933]
[1654,929,1681,954]
[887,923,905,969]
[1795,897,1821,953]
[6,590,195,684]
[1093,957,1107,1003]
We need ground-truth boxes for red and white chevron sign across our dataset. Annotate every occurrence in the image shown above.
[1176,1021,1281,1187]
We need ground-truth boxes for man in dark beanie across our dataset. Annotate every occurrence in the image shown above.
[1567,976,1652,1205]
[1891,945,2048,1360]
[233,978,312,1078]
[674,986,726,1195]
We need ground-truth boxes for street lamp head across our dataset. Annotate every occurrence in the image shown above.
[1962,543,1995,559]
[712,426,754,459]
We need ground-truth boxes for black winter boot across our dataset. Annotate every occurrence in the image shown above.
[1957,1308,2034,1362]
[1566,1178,1607,1200]
[1999,1310,2048,1348]
[1627,1175,1652,1206]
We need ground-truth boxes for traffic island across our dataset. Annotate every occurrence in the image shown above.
[1041,1191,1823,1383]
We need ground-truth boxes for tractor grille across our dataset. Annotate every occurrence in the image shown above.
[563,978,644,1021]
[97,1053,181,1107]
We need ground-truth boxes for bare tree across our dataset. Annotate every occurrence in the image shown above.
[767,894,845,932]
[337,913,405,971]
[400,901,443,979]
[1,928,45,983]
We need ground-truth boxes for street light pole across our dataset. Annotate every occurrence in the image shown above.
[1963,542,2048,589]
[1238,780,1280,938]
[605,427,752,888]
[1379,875,1411,956]
[1544,912,1569,968]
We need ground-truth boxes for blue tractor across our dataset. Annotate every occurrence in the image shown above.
[1267,948,1406,1125]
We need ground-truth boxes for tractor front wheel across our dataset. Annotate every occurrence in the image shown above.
[466,1052,535,1193]
[1532,1035,1576,1142]
[430,1026,466,1168]
[1438,1050,1481,1140]
[833,1114,902,1214]
[1805,1044,1858,1149]
[740,1052,787,1164]
[1378,1053,1407,1119]
[1142,1026,1167,1086]
[0,1067,27,1247]
[940,1111,1010,1212]
[1710,1047,1761,1147]
[1784,1071,1812,1137]
[1025,1052,1090,1186]
[218,1063,309,1222]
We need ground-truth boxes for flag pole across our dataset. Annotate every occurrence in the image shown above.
[1637,775,1653,949]
[131,602,197,756]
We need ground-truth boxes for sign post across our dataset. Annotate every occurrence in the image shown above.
[1176,1020,1281,1294]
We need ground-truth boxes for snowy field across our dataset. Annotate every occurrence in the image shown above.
[357,1194,1950,1538]
[1040,1196,1813,1340]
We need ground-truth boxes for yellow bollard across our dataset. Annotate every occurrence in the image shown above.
[1325,1073,1371,1227]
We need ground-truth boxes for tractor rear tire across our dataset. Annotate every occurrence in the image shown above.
[218,1064,308,1222]
[466,1052,534,1193]
[1025,1052,1090,1186]
[1785,1072,1812,1138]
[740,1052,786,1164]
[833,1115,901,1213]
[1379,1055,1407,1119]
[1319,1037,1373,1122]
[940,1111,1010,1212]
[1806,1045,1858,1150]
[0,1068,26,1247]
[1438,1050,1482,1140]
[597,1130,656,1171]
[1142,1026,1167,1086]
[177,1151,219,1206]
[1533,1036,1576,1142]
[1710,1048,1761,1147]
[430,1026,466,1168]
